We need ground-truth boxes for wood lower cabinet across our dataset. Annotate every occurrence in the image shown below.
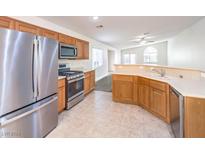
[90,71,95,90]
[112,75,169,122]
[112,75,133,103]
[150,87,167,118]
[138,84,150,109]
[138,77,150,108]
[84,70,95,95]
[58,79,66,113]
[133,77,138,105]
[184,97,205,138]
[0,17,15,29]
[84,72,91,94]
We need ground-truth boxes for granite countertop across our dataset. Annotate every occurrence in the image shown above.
[112,71,205,99]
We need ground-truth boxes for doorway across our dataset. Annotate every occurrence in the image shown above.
[108,49,115,72]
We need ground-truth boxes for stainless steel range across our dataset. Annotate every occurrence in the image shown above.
[58,64,84,109]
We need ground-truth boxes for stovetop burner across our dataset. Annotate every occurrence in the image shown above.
[58,67,84,80]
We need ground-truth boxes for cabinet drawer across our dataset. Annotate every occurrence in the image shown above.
[112,75,133,81]
[58,79,65,88]
[150,80,166,91]
[138,77,149,85]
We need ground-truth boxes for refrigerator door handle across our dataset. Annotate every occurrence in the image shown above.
[36,38,40,97]
[32,42,35,95]
[33,38,38,98]
[0,96,57,127]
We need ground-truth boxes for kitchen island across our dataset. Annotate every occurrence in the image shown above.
[112,65,205,138]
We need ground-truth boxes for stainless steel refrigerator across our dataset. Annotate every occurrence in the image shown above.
[0,29,58,138]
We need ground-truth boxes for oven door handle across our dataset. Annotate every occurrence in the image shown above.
[68,76,84,83]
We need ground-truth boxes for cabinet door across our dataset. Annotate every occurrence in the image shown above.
[76,39,84,59]
[84,75,91,95]
[58,86,66,113]
[15,21,40,35]
[133,83,138,105]
[90,71,95,90]
[150,88,167,118]
[83,41,89,59]
[40,28,58,40]
[138,85,150,108]
[58,33,76,45]
[0,17,15,29]
[58,33,68,43]
[133,77,138,105]
[113,80,133,102]
[58,79,66,113]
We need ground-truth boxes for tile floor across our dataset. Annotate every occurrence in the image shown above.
[47,91,174,138]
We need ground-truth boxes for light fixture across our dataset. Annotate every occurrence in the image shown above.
[93,16,99,20]
[130,32,155,45]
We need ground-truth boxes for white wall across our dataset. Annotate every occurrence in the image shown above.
[10,16,119,81]
[168,17,205,71]
[121,41,168,65]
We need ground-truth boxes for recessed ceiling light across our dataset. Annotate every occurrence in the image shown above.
[93,16,99,20]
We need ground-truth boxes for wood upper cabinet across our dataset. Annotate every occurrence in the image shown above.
[83,41,89,59]
[138,77,150,108]
[15,21,40,35]
[76,39,84,59]
[58,79,66,113]
[40,28,58,40]
[58,33,76,45]
[0,17,15,29]
[112,75,133,103]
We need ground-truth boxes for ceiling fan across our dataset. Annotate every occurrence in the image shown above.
[130,32,155,45]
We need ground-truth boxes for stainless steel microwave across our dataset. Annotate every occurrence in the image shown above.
[59,43,77,59]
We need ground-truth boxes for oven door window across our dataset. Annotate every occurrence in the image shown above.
[61,46,76,57]
[68,79,84,99]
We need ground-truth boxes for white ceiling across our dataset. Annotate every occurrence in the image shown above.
[40,16,203,49]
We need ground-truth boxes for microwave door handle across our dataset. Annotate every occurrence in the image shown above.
[75,47,78,56]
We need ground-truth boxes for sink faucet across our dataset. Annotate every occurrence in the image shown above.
[151,68,166,77]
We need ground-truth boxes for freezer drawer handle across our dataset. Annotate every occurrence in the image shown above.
[0,96,57,127]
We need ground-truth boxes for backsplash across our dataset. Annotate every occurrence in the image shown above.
[59,59,92,70]
[114,64,204,80]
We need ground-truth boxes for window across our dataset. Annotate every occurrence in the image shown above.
[92,48,103,68]
[144,47,158,64]
[122,51,136,64]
